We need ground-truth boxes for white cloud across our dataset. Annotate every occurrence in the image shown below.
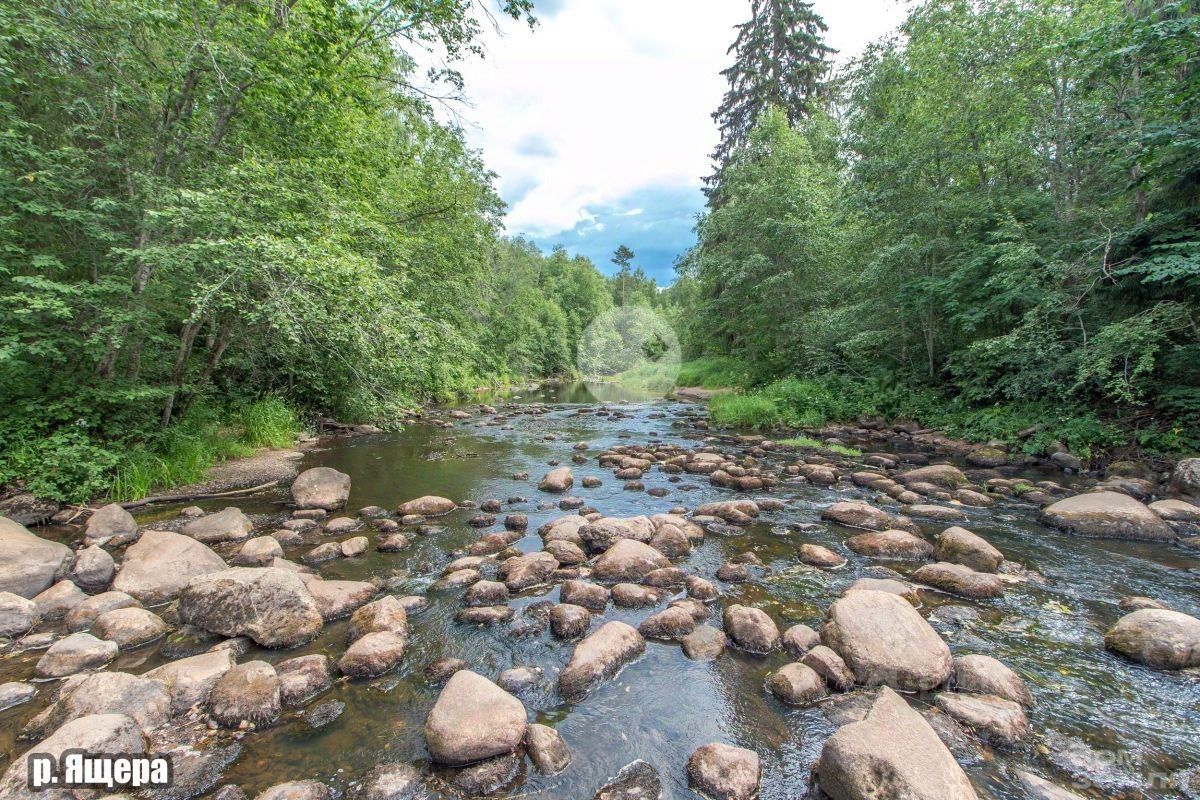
[447,0,908,242]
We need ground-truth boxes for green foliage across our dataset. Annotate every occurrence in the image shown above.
[675,357,753,388]
[708,393,782,429]
[778,437,862,457]
[239,398,304,450]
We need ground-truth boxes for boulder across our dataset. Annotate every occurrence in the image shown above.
[578,516,655,551]
[146,649,236,714]
[398,495,456,517]
[798,543,847,569]
[935,527,1002,573]
[338,630,407,677]
[550,604,592,640]
[64,591,137,632]
[113,530,227,604]
[1104,608,1200,670]
[767,662,826,706]
[424,670,527,765]
[965,447,1007,468]
[182,507,254,544]
[594,760,661,800]
[935,692,1030,746]
[1170,458,1200,498]
[559,621,645,697]
[611,582,662,607]
[638,606,697,640]
[359,764,423,800]
[846,578,919,606]
[846,530,933,560]
[821,590,952,691]
[722,605,780,654]
[905,504,968,522]
[952,654,1032,706]
[681,625,726,661]
[291,467,351,510]
[0,591,39,637]
[305,578,377,620]
[35,632,118,677]
[178,567,323,648]
[782,624,820,657]
[0,714,145,799]
[1039,491,1174,541]
[687,575,718,601]
[71,545,116,591]
[538,467,574,493]
[802,645,856,692]
[255,781,331,800]
[0,516,72,598]
[897,464,968,489]
[207,660,281,728]
[348,596,409,642]
[84,503,139,546]
[33,580,85,619]
[0,682,36,712]
[92,607,168,648]
[911,562,1004,599]
[1017,772,1089,800]
[815,687,978,800]
[592,539,669,583]
[24,671,170,737]
[235,537,284,567]
[276,654,334,707]
[526,724,571,774]
[687,743,760,800]
[545,539,586,566]
[560,580,609,612]
[501,551,558,591]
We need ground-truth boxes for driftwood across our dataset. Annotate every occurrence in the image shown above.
[116,480,281,510]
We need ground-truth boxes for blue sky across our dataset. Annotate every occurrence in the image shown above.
[451,0,908,285]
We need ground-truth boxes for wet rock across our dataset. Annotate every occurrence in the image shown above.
[681,625,726,661]
[798,543,847,569]
[594,760,661,800]
[526,724,571,774]
[846,529,933,560]
[497,666,540,694]
[687,575,718,601]
[340,536,368,557]
[182,507,254,544]
[1016,771,1088,800]
[305,578,377,620]
[821,590,952,691]
[768,662,826,706]
[0,591,39,637]
[611,582,662,607]
[146,649,236,714]
[559,621,645,697]
[904,504,967,523]
[113,530,228,604]
[1119,595,1166,611]
[303,699,344,728]
[34,579,85,620]
[234,536,284,567]
[178,567,324,648]
[359,763,423,800]
[0,713,146,798]
[550,603,592,639]
[424,670,527,765]
[539,467,574,493]
[435,568,482,589]
[451,752,524,795]
[1039,491,1174,541]
[716,562,749,583]
[326,517,360,534]
[648,524,691,558]
[821,501,913,533]
[897,464,968,490]
[84,503,139,547]
[952,654,1032,706]
[845,577,919,605]
[694,500,760,524]
[376,533,410,552]
[398,496,456,517]
[24,671,170,738]
[543,539,585,566]
[0,516,73,598]
[292,467,351,510]
[465,579,509,607]
[579,516,655,551]
[455,605,515,626]
[92,607,167,648]
[0,681,36,711]
[911,562,1004,599]
[638,606,697,640]
[71,545,116,591]
[1104,608,1200,670]
[802,645,856,692]
[255,781,331,800]
[687,743,760,800]
[934,527,1002,573]
[425,657,468,685]
[935,692,1029,746]
[643,566,687,588]
[35,631,118,677]
[722,605,780,654]
[1171,458,1200,498]
[276,654,335,707]
[593,539,670,583]
[560,580,609,611]
[304,542,342,564]
[816,687,978,800]
[782,624,820,657]
[62,590,136,633]
[208,661,281,728]
[501,551,558,591]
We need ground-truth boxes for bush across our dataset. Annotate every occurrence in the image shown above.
[708,393,781,428]
[240,397,303,449]
[676,357,753,388]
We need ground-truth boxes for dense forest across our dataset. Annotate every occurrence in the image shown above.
[674,0,1200,460]
[2,0,1197,504]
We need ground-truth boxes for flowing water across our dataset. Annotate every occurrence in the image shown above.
[3,383,1199,799]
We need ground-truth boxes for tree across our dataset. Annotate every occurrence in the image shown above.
[612,245,635,305]
[708,0,835,189]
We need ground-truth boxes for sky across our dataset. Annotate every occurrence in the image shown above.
[447,0,909,284]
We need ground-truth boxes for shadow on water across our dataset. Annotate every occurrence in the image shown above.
[4,381,1199,799]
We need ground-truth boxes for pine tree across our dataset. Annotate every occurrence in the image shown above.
[708,0,834,189]
[612,245,635,305]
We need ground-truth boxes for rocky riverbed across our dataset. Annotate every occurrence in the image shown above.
[1,383,1199,800]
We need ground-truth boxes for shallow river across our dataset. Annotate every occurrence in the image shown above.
[4,383,1199,799]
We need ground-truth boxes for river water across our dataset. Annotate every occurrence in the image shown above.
[3,383,1199,799]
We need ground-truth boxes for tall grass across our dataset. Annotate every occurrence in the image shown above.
[675,357,752,388]
[240,397,302,448]
[708,393,781,428]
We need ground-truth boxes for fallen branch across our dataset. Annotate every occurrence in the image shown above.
[116,480,282,510]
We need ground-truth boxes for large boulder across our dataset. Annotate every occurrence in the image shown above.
[71,545,116,591]
[0,591,39,637]
[592,539,669,583]
[338,630,408,677]
[182,507,253,544]
[538,467,574,493]
[1039,491,1174,541]
[934,692,1030,747]
[897,464,968,490]
[0,714,146,800]
[291,467,351,510]
[397,496,456,517]
[578,516,655,552]
[35,632,118,678]
[952,654,1032,707]
[1104,609,1200,670]
[92,607,168,649]
[64,590,137,632]
[424,670,527,765]
[815,687,978,800]
[0,516,72,598]
[821,590,952,691]
[723,605,780,654]
[559,621,645,697]
[208,660,281,728]
[500,551,558,591]
[911,562,1004,599]
[687,743,761,800]
[23,671,170,737]
[822,502,915,533]
[1171,458,1200,498]
[113,530,227,604]
[178,567,323,648]
[146,649,236,715]
[846,530,933,561]
[934,527,1003,573]
[33,580,85,619]
[83,503,139,546]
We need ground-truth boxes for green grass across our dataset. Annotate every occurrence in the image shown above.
[708,393,782,428]
[778,436,862,457]
[606,361,679,393]
[675,356,753,389]
[240,397,302,448]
